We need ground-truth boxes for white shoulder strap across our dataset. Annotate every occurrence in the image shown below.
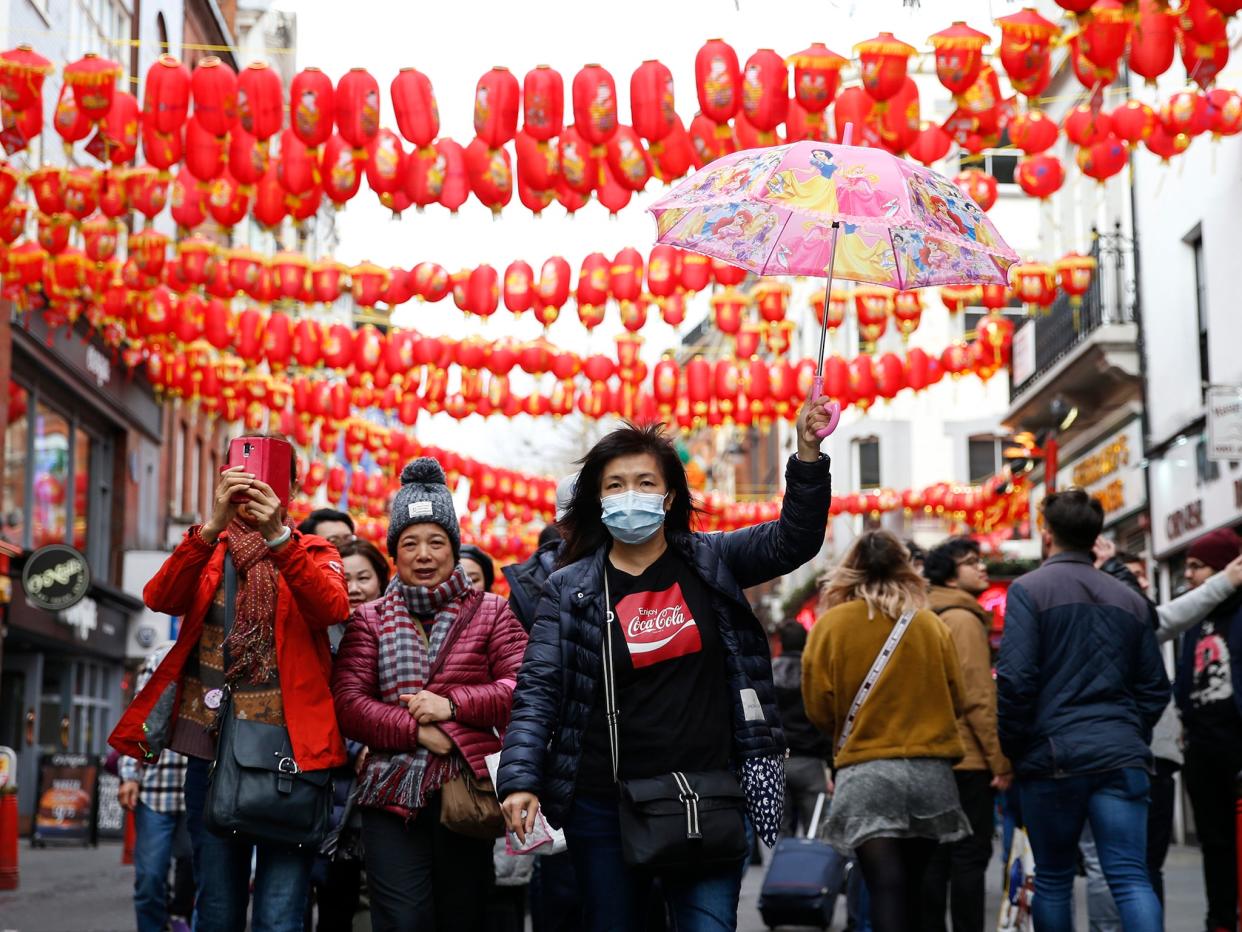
[835,609,916,756]
[601,571,621,783]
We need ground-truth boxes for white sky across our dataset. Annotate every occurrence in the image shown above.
[274,0,1046,468]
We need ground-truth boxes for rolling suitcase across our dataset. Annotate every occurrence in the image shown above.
[757,793,846,930]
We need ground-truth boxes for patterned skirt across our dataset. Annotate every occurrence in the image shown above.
[822,757,971,854]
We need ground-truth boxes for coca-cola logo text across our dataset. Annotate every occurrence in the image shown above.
[626,604,687,639]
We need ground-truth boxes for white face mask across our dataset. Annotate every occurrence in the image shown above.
[600,490,668,545]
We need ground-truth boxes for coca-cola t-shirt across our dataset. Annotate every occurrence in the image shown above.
[576,547,734,794]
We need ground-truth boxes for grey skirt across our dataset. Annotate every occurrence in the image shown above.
[822,757,971,854]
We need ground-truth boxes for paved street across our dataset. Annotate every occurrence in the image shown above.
[0,839,1212,931]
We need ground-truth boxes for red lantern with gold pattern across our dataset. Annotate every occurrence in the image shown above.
[893,291,922,341]
[605,125,653,192]
[228,127,268,190]
[1161,90,1210,137]
[754,281,789,324]
[535,256,570,327]
[855,33,916,105]
[37,213,71,255]
[410,261,449,302]
[190,56,237,137]
[237,60,282,141]
[0,45,52,116]
[929,22,989,100]
[854,286,892,347]
[64,53,122,125]
[59,167,97,221]
[81,214,119,265]
[1208,88,1242,137]
[89,90,138,165]
[185,115,226,181]
[1064,104,1111,148]
[252,165,288,229]
[142,121,183,173]
[522,65,564,143]
[1111,100,1157,145]
[125,165,168,221]
[465,137,513,214]
[659,293,687,328]
[996,8,1060,85]
[167,167,203,229]
[290,67,334,150]
[907,124,953,165]
[739,49,788,144]
[1011,261,1057,314]
[1079,0,1132,76]
[1076,136,1128,183]
[954,168,998,211]
[679,252,711,294]
[208,174,250,227]
[366,128,405,196]
[503,260,534,314]
[474,66,520,149]
[467,264,500,319]
[1055,252,1097,306]
[320,133,362,206]
[695,39,741,129]
[572,65,618,154]
[351,261,389,309]
[334,67,380,155]
[630,59,675,146]
[1010,109,1059,154]
[646,244,681,298]
[390,67,438,150]
[54,82,91,150]
[790,43,845,133]
[1182,36,1229,88]
[434,138,469,213]
[610,247,644,302]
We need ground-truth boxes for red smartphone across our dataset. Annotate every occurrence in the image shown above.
[226,437,293,507]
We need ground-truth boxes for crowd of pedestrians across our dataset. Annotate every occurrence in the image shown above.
[108,416,1242,931]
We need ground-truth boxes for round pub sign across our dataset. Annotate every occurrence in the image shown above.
[22,544,91,612]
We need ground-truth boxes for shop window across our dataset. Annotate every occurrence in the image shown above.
[32,402,70,549]
[857,437,881,490]
[3,380,28,547]
[968,436,1001,483]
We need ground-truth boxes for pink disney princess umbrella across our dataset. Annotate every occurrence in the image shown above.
[648,127,1019,436]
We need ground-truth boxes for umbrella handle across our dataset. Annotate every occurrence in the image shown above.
[810,376,842,438]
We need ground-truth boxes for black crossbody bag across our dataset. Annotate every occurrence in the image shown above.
[601,572,748,869]
[204,554,333,848]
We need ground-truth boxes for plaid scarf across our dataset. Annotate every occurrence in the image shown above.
[223,516,293,685]
[356,564,472,815]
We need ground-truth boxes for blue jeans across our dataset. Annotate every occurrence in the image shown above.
[564,794,745,931]
[1018,767,1162,932]
[184,756,315,932]
[134,802,185,932]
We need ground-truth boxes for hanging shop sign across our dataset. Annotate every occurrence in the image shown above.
[1150,432,1242,557]
[1030,418,1146,529]
[21,544,91,612]
[1207,385,1242,462]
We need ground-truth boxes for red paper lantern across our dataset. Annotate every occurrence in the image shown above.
[952,168,998,211]
[503,260,534,314]
[1208,88,1242,137]
[1010,110,1059,154]
[653,115,695,181]
[1077,137,1128,183]
[126,165,169,220]
[1055,252,1097,307]
[334,67,380,154]
[390,67,438,150]
[1129,0,1178,85]
[1070,36,1118,91]
[61,167,98,221]
[367,128,405,196]
[928,22,990,99]
[1016,154,1065,200]
[854,33,916,105]
[907,124,953,165]
[0,45,52,115]
[1161,90,1210,137]
[228,127,268,189]
[1064,104,1110,148]
[434,138,469,212]
[142,122,183,172]
[290,67,334,150]
[467,264,500,319]
[605,125,653,192]
[740,49,788,142]
[474,66,520,149]
[169,167,205,229]
[64,53,122,124]
[53,83,92,148]
[320,133,362,206]
[190,56,237,137]
[680,252,712,294]
[572,65,618,153]
[522,66,564,143]
[557,124,597,195]
[184,115,226,181]
[996,8,1060,85]
[237,61,282,141]
[695,39,741,128]
[1181,36,1229,89]
[630,59,675,146]
[252,165,288,228]
[87,90,138,165]
[464,137,514,213]
[1011,262,1057,313]
[535,256,571,326]
[610,247,644,302]
[1111,100,1157,145]
[1079,1,1132,75]
[207,174,250,227]
[790,43,846,133]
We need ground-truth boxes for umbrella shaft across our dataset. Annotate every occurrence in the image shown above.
[814,221,842,390]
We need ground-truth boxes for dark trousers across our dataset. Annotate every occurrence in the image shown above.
[920,770,994,932]
[1185,742,1242,930]
[529,851,582,932]
[360,796,493,932]
[313,856,362,932]
[1145,757,1178,905]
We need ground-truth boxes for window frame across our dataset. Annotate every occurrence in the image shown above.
[968,435,1003,484]
[855,436,881,491]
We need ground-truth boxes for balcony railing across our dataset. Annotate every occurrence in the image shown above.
[1010,238,1134,399]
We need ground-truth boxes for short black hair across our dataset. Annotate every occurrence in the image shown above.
[1116,550,1144,566]
[459,544,495,592]
[298,508,355,536]
[1042,488,1104,552]
[779,621,807,653]
[904,539,926,564]
[924,537,981,587]
[538,524,562,548]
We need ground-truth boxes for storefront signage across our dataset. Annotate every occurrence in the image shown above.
[1150,432,1242,557]
[84,344,112,389]
[1208,385,1242,461]
[95,763,124,839]
[1056,420,1146,520]
[31,754,98,846]
[1165,500,1204,544]
[21,544,90,612]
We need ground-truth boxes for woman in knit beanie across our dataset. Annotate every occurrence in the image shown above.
[332,457,528,932]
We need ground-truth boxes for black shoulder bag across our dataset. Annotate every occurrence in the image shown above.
[204,554,333,848]
[601,571,748,869]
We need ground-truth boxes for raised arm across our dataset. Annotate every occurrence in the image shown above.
[272,534,350,631]
[1157,561,1241,643]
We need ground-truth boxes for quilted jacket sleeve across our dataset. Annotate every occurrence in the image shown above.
[1132,621,1172,738]
[713,454,831,591]
[497,574,565,801]
[445,597,529,729]
[273,533,351,631]
[995,581,1040,762]
[331,607,421,752]
[143,527,216,616]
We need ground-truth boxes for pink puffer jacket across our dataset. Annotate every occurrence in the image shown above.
[331,588,529,784]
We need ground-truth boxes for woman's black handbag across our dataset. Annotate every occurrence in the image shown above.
[601,574,748,869]
[204,556,333,848]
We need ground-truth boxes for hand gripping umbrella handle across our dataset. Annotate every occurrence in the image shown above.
[810,376,842,439]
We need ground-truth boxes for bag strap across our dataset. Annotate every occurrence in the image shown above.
[835,609,916,756]
[601,570,621,784]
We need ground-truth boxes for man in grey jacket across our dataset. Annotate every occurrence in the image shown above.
[1081,540,1242,927]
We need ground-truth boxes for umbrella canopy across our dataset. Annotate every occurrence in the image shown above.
[649,141,1018,289]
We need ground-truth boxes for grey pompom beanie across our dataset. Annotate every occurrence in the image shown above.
[387,457,460,559]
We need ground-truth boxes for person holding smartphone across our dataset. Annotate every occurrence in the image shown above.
[110,432,350,932]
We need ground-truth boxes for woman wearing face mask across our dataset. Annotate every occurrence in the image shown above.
[498,399,834,931]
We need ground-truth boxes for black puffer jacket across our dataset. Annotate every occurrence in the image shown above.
[502,539,562,632]
[497,454,831,828]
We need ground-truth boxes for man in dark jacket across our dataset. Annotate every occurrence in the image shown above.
[502,473,576,632]
[772,621,831,836]
[997,489,1168,932]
